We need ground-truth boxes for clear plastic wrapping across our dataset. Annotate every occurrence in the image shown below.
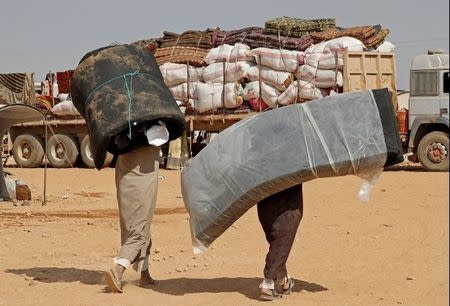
[181,90,388,253]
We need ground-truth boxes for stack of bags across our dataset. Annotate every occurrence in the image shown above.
[161,44,254,113]
[297,37,364,90]
[243,48,300,107]
[148,16,395,114]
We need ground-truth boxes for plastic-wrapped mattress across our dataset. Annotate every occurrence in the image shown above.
[181,88,403,253]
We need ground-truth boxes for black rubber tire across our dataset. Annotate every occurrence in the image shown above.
[79,135,113,168]
[417,131,449,172]
[46,134,79,168]
[12,134,44,168]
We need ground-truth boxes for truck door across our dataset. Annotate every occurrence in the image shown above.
[440,71,449,121]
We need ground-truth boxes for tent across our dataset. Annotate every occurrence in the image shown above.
[0,104,45,201]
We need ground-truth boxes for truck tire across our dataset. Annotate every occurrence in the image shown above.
[12,134,45,168]
[417,131,449,171]
[47,134,79,168]
[79,135,113,168]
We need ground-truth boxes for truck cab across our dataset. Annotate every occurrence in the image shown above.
[407,50,449,171]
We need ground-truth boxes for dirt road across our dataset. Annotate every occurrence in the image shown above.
[0,166,448,305]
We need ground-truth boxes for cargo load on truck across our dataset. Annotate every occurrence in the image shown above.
[142,17,396,117]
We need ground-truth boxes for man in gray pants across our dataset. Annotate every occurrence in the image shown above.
[105,122,168,293]
[257,184,303,300]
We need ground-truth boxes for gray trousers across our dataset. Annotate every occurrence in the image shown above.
[115,145,159,272]
[257,184,303,281]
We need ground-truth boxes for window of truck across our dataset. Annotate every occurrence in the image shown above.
[410,71,439,96]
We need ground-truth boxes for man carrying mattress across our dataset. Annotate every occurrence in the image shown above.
[105,125,168,292]
[257,184,303,300]
[181,89,403,301]
[71,44,186,293]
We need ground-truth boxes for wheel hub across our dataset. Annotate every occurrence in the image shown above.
[55,143,66,159]
[21,143,32,159]
[426,142,448,163]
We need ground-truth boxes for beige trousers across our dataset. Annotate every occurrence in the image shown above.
[115,145,159,272]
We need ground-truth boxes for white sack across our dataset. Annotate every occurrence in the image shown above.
[249,48,303,73]
[159,63,203,87]
[376,41,396,52]
[203,61,251,83]
[297,65,343,88]
[50,100,80,116]
[246,65,294,91]
[242,81,280,108]
[278,81,325,105]
[196,82,244,113]
[204,43,253,64]
[169,82,200,101]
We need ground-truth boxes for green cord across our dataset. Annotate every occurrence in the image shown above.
[84,70,146,139]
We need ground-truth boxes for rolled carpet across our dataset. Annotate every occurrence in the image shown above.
[212,27,313,51]
[264,17,336,38]
[154,46,209,66]
[181,88,403,252]
[71,44,185,169]
[160,30,216,49]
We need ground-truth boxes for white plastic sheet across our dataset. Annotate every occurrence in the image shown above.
[182,90,389,253]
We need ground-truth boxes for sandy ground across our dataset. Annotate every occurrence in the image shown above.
[0,163,448,306]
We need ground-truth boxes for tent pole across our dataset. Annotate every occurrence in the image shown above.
[43,120,47,205]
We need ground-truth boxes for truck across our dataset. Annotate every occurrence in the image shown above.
[0,71,113,169]
[402,50,449,171]
[7,117,113,169]
[343,50,449,171]
[3,50,449,171]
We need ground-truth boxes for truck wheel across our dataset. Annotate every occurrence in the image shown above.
[12,134,45,168]
[79,135,113,168]
[417,131,449,171]
[47,134,79,168]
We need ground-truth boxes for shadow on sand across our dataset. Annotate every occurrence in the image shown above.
[146,277,327,300]
[6,268,327,300]
[6,267,104,285]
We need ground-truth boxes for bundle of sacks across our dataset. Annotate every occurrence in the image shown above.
[157,36,395,113]
[297,37,364,89]
[161,43,252,113]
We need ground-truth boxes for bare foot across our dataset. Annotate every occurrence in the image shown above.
[139,270,156,287]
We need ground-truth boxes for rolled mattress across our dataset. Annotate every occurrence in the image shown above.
[71,44,185,169]
[181,88,403,252]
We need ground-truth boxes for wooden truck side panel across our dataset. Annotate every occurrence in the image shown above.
[343,51,398,110]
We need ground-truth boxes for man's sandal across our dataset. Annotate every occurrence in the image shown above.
[281,278,295,295]
[260,288,282,301]
[104,268,123,293]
